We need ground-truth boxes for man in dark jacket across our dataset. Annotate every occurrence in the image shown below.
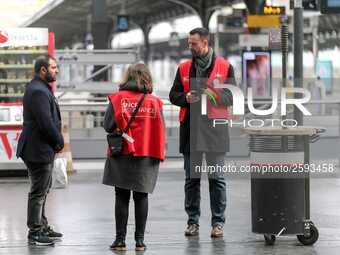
[17,54,64,246]
[169,28,236,238]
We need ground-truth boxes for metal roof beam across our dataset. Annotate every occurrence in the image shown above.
[21,0,65,27]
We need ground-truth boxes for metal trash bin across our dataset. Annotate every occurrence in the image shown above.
[244,126,325,245]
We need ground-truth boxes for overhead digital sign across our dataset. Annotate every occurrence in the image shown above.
[117,15,129,32]
[320,0,340,13]
[289,0,317,10]
[262,6,286,15]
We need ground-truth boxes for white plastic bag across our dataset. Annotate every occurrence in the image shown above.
[52,156,68,189]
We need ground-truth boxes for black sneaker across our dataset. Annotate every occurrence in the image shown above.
[135,241,146,251]
[109,240,126,251]
[28,232,55,246]
[44,227,63,239]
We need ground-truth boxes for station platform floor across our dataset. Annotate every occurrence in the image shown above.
[1,159,340,255]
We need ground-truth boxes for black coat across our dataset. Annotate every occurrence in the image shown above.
[16,76,64,163]
[169,53,236,153]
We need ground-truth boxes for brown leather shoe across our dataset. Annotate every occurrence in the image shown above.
[211,225,223,237]
[185,224,199,236]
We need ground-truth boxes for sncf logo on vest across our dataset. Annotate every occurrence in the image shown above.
[121,98,157,118]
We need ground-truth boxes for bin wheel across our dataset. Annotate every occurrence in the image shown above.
[264,235,276,245]
[297,224,319,245]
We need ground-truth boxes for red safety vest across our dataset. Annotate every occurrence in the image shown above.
[178,57,230,123]
[108,90,165,161]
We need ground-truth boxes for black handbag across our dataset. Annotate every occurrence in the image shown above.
[107,94,146,157]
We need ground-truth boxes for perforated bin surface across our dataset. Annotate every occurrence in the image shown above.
[249,134,308,235]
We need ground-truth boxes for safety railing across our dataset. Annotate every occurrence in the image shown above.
[59,99,340,137]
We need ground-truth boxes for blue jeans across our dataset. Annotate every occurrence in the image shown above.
[183,152,227,227]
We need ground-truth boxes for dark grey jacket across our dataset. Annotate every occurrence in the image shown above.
[169,53,236,153]
[102,83,165,194]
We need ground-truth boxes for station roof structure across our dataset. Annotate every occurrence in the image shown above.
[22,0,340,52]
[23,0,238,47]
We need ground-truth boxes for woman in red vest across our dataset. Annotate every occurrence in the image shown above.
[102,63,165,251]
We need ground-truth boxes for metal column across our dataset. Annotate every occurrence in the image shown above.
[293,0,304,125]
[92,0,109,81]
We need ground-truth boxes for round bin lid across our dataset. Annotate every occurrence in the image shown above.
[243,126,325,136]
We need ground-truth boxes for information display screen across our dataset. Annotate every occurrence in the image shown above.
[242,51,271,98]
[316,60,333,94]
[321,0,340,13]
[117,15,129,32]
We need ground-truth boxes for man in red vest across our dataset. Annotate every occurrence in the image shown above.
[169,28,236,238]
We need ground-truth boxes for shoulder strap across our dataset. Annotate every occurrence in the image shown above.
[123,93,146,133]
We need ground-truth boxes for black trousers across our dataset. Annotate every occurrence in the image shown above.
[115,187,148,242]
[26,162,53,235]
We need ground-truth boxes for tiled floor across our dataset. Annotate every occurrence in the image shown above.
[1,159,340,255]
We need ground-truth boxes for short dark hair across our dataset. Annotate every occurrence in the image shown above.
[34,54,56,74]
[189,27,210,42]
